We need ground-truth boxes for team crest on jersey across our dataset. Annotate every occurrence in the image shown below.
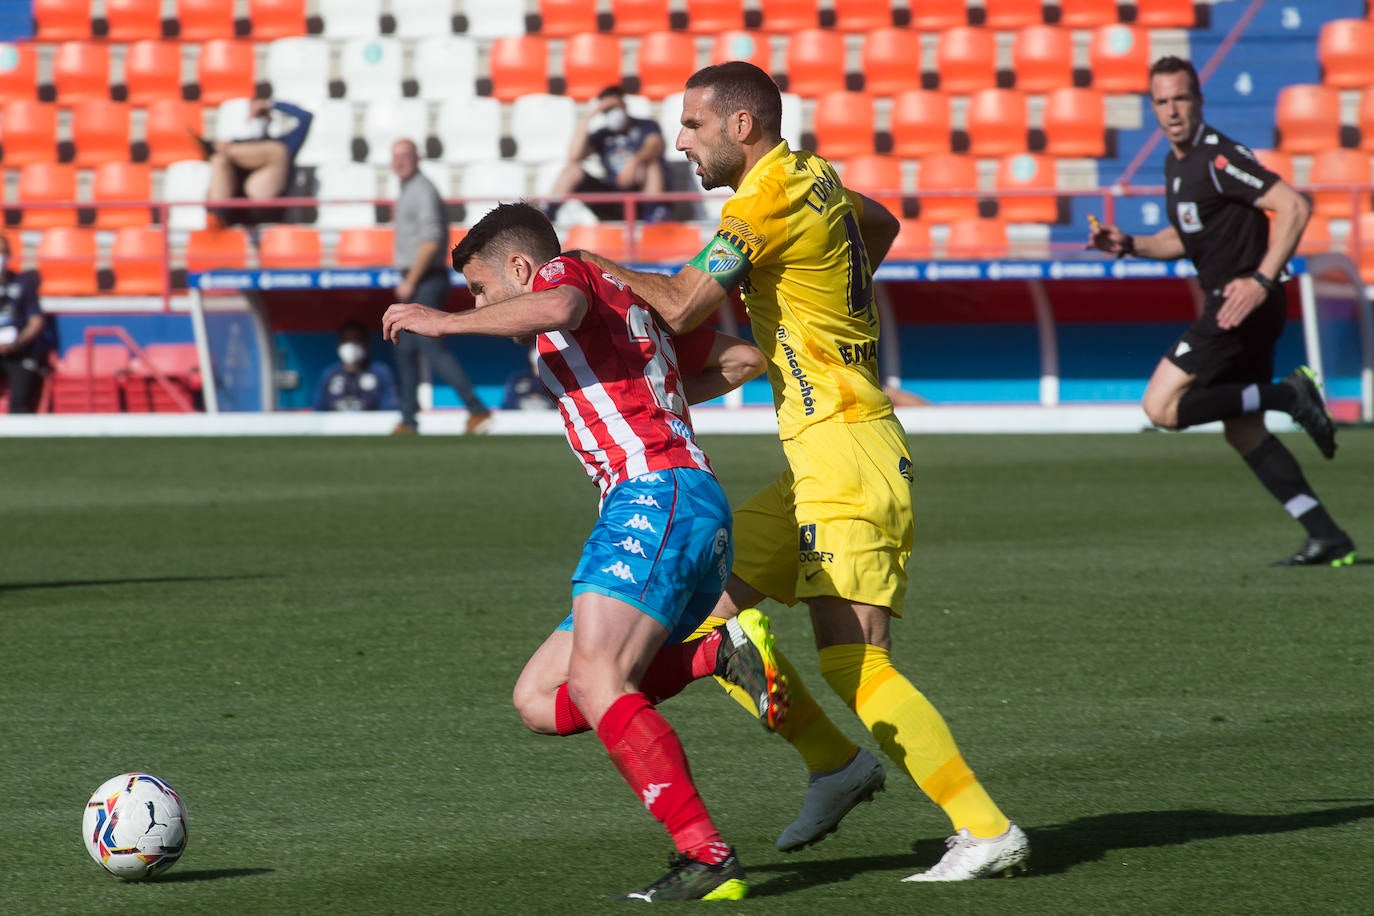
[1177,201,1203,233]
[706,241,743,275]
[539,260,565,282]
[798,524,816,550]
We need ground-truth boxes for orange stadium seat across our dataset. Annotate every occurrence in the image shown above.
[1013,26,1073,92]
[686,0,744,33]
[335,227,394,266]
[185,227,250,272]
[1090,24,1149,93]
[0,101,58,165]
[1057,0,1119,27]
[758,0,819,33]
[105,0,165,40]
[1360,89,1374,151]
[1275,84,1342,153]
[889,219,933,259]
[489,37,549,102]
[37,227,98,296]
[16,163,79,229]
[257,225,322,268]
[1251,148,1293,182]
[1133,0,1195,28]
[122,41,183,105]
[908,0,966,30]
[995,152,1058,223]
[539,0,599,36]
[982,0,1045,29]
[92,161,154,228]
[889,90,953,158]
[945,218,1009,258]
[841,154,904,215]
[936,27,998,93]
[832,0,893,31]
[565,223,631,261]
[1296,213,1331,255]
[636,221,703,262]
[711,31,771,72]
[811,90,876,160]
[785,29,847,98]
[177,0,237,41]
[563,34,623,101]
[196,40,256,105]
[51,41,111,103]
[34,0,92,40]
[1358,213,1374,283]
[1308,149,1372,219]
[861,27,922,97]
[248,0,307,39]
[1318,19,1374,89]
[915,153,980,223]
[449,226,468,253]
[0,42,38,102]
[637,32,698,100]
[70,99,130,166]
[611,0,671,34]
[966,89,1029,157]
[143,100,206,167]
[1042,87,1106,157]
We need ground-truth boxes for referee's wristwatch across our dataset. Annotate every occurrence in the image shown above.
[1251,270,1280,294]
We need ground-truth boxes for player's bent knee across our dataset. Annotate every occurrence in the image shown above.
[1142,398,1179,429]
[511,680,558,735]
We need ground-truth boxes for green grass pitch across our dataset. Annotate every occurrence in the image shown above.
[2,430,1371,914]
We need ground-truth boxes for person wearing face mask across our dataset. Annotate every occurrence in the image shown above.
[313,320,398,413]
[545,85,670,224]
[0,234,54,414]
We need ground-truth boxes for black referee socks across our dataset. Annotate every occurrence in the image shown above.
[1243,435,1343,540]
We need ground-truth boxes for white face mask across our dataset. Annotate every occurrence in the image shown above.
[338,342,366,365]
[604,108,629,132]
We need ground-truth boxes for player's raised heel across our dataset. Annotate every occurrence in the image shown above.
[776,747,887,852]
[714,609,789,730]
[616,850,748,902]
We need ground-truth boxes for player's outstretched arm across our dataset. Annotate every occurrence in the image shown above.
[382,286,588,343]
[682,331,766,405]
[578,250,728,336]
[1088,218,1186,261]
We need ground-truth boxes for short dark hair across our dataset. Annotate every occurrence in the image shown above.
[684,61,783,139]
[337,319,367,340]
[451,202,561,272]
[1149,56,1201,98]
[597,85,626,101]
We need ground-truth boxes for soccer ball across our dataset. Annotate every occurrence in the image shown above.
[82,773,189,880]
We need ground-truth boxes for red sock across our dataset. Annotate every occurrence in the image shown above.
[639,630,722,703]
[596,692,725,862]
[554,683,590,736]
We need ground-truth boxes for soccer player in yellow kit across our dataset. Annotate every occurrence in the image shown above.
[577,61,1029,881]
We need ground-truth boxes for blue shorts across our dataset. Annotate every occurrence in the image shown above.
[557,468,733,645]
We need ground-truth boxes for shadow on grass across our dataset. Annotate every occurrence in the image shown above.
[0,574,280,594]
[157,867,274,883]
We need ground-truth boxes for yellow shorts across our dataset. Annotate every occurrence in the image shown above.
[732,414,915,612]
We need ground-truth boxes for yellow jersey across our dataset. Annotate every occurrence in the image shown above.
[690,140,893,439]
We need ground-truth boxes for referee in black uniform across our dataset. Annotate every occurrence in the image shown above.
[1090,56,1354,567]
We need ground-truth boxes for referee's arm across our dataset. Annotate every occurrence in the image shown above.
[1089,222,1186,260]
[1251,180,1311,288]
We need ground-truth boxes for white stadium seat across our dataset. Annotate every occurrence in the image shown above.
[162,159,210,230]
[511,94,577,164]
[318,0,383,38]
[265,37,331,101]
[392,0,456,39]
[458,161,527,225]
[363,98,430,165]
[436,96,502,164]
[411,36,478,100]
[314,162,379,228]
[464,5,528,40]
[294,100,356,166]
[339,38,404,103]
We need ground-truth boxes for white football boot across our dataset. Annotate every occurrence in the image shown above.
[902,823,1030,881]
[775,747,886,852]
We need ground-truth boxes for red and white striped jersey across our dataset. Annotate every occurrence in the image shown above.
[532,255,713,496]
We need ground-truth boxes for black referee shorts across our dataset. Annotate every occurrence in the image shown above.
[1165,285,1287,388]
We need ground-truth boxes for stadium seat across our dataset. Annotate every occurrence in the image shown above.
[362,98,429,166]
[812,90,876,160]
[34,0,92,41]
[466,5,530,39]
[1133,0,1195,28]
[1275,84,1342,153]
[339,38,404,103]
[908,0,966,30]
[840,154,904,216]
[636,32,699,100]
[391,0,452,38]
[564,34,624,101]
[176,0,235,41]
[685,0,745,34]
[889,90,953,158]
[51,40,111,103]
[1318,19,1374,89]
[565,223,632,261]
[1296,213,1331,256]
[457,161,527,225]
[69,99,130,167]
[413,36,479,100]
[637,221,703,261]
[185,226,250,272]
[965,89,1029,157]
[1042,87,1106,157]
[785,29,847,98]
[257,225,321,268]
[862,27,923,97]
[264,37,330,101]
[831,0,893,31]
[935,27,998,93]
[488,36,549,103]
[757,0,820,32]
[611,0,671,34]
[982,0,1045,29]
[162,159,211,230]
[0,42,39,103]
[1308,149,1372,219]
[1090,25,1149,93]
[110,227,166,295]
[538,0,598,36]
[0,100,57,165]
[945,218,1009,258]
[142,99,205,167]
[248,0,306,39]
[711,31,772,72]
[1057,0,1119,27]
[15,163,79,229]
[334,227,394,267]
[1360,89,1374,152]
[888,219,932,260]
[1251,149,1294,182]
[914,153,980,223]
[437,96,502,164]
[105,0,164,40]
[511,94,577,163]
[122,41,182,105]
[197,40,256,105]
[36,227,98,296]
[91,161,154,228]
[318,0,382,38]
[1013,26,1073,92]
[315,162,379,229]
[994,152,1058,223]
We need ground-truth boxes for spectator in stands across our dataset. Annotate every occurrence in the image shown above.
[545,85,670,224]
[501,344,555,411]
[389,138,492,435]
[0,234,53,414]
[313,320,398,412]
[203,98,313,225]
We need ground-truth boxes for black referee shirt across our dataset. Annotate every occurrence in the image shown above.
[1163,122,1280,293]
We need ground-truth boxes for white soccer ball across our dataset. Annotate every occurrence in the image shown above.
[82,773,189,880]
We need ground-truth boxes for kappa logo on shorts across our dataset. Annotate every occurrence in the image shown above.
[600,561,638,584]
[613,536,648,557]
[628,493,663,509]
[799,524,817,551]
[624,513,658,533]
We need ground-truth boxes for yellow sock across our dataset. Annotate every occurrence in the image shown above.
[690,615,858,774]
[819,644,1010,839]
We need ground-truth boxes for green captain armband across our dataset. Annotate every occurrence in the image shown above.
[688,235,752,289]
